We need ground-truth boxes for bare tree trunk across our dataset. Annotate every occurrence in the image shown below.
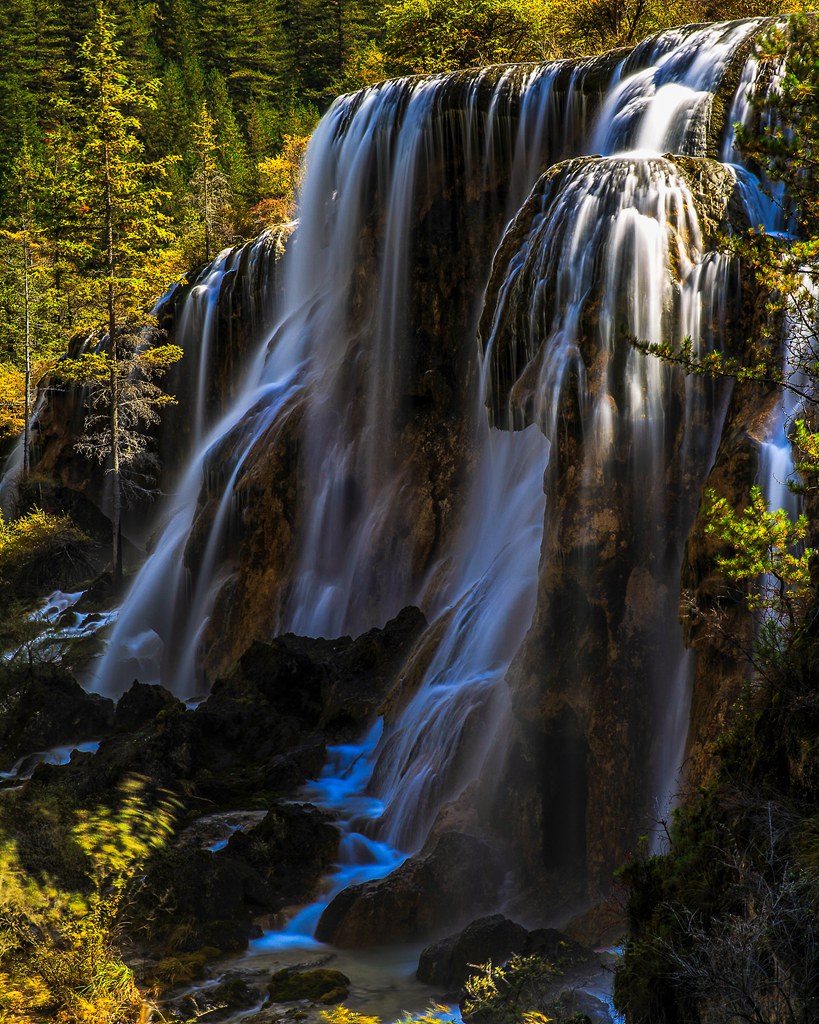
[22,236,31,478]
[104,140,122,583]
[203,171,211,263]
[336,0,344,78]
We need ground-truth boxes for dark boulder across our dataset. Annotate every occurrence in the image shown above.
[320,605,427,734]
[190,608,427,788]
[175,810,267,850]
[192,637,332,771]
[0,663,114,771]
[211,974,259,1011]
[524,927,598,966]
[228,635,332,726]
[225,802,340,905]
[141,845,258,952]
[315,831,505,947]
[417,914,529,988]
[114,681,185,732]
[259,739,327,792]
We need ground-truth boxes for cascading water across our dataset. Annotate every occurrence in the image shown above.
[80,15,784,937]
[90,230,287,695]
[720,38,806,612]
[480,154,741,863]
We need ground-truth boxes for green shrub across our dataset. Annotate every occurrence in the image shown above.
[0,776,177,1023]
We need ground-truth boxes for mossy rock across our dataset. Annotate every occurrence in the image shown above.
[212,974,259,1009]
[142,946,222,989]
[266,968,350,1004]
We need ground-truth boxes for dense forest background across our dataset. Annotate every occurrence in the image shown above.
[0,0,806,446]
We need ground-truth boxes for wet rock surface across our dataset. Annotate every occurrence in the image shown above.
[417,915,529,987]
[315,831,505,947]
[0,663,113,772]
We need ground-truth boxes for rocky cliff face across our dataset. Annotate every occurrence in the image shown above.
[17,18,797,927]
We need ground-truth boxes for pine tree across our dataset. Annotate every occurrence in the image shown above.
[0,144,53,472]
[0,0,41,199]
[152,60,194,160]
[190,99,229,262]
[155,0,202,68]
[56,2,183,580]
[208,71,254,226]
[0,143,73,458]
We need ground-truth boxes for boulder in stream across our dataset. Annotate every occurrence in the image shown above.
[315,831,505,947]
[417,914,529,988]
[266,967,351,1004]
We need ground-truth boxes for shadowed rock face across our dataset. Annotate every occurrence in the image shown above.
[315,831,506,947]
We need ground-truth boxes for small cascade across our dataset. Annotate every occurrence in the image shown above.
[176,248,241,447]
[591,19,760,155]
[720,39,803,548]
[253,723,406,951]
[93,230,288,696]
[74,14,790,933]
[158,229,288,481]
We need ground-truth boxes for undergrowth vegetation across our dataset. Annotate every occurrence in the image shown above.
[0,777,177,1024]
[0,509,89,599]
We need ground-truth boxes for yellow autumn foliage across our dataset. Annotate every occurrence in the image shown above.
[0,777,177,1024]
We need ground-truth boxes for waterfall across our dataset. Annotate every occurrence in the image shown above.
[86,17,780,914]
[480,155,740,851]
[91,230,286,695]
[720,35,805,610]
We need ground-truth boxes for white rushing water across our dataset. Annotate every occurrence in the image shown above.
[481,153,739,843]
[67,16,783,940]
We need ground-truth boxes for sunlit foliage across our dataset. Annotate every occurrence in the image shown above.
[0,776,177,1023]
